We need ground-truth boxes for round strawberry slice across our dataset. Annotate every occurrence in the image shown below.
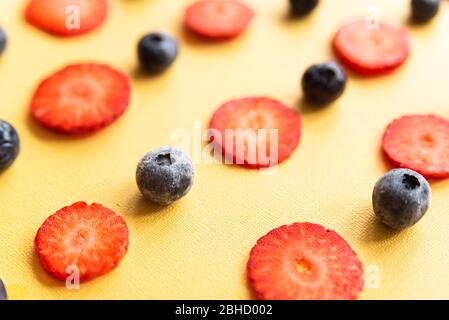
[30,63,131,134]
[25,0,108,37]
[382,115,449,179]
[35,202,129,282]
[247,223,364,300]
[185,0,254,40]
[333,20,410,76]
[209,97,301,168]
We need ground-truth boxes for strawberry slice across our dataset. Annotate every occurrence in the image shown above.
[382,115,449,179]
[185,0,254,40]
[247,223,364,300]
[333,20,410,76]
[209,97,301,168]
[25,0,108,37]
[35,202,129,282]
[30,63,131,134]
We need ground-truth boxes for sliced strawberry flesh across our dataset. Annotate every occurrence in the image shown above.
[209,97,301,168]
[333,21,409,75]
[382,115,449,178]
[25,0,108,36]
[185,0,254,39]
[35,202,129,282]
[248,223,364,300]
[31,63,130,134]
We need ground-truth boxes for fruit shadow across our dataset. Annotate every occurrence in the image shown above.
[128,195,169,217]
[0,164,18,178]
[31,250,65,288]
[126,194,187,238]
[280,7,321,25]
[380,149,395,173]
[245,280,257,300]
[290,97,340,145]
[356,200,423,247]
[26,113,103,142]
[293,96,339,115]
[404,15,438,28]
[360,215,403,243]
[341,66,388,81]
[129,65,171,81]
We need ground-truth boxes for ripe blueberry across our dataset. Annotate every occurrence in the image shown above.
[0,120,20,171]
[302,62,346,105]
[136,146,194,205]
[138,32,179,73]
[0,28,6,55]
[412,0,440,23]
[372,169,431,230]
[289,0,319,16]
[0,279,6,300]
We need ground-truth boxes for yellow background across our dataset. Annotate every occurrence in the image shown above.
[1,0,449,300]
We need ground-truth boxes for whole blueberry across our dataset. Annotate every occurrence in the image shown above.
[302,62,346,106]
[0,279,6,300]
[138,32,179,73]
[0,120,20,171]
[136,146,194,205]
[412,0,440,23]
[290,0,319,16]
[0,28,6,55]
[372,169,431,230]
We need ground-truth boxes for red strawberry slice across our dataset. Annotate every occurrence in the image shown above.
[247,223,364,300]
[185,0,254,40]
[30,63,131,134]
[382,115,449,179]
[25,0,108,37]
[209,97,301,168]
[333,20,410,76]
[35,202,129,282]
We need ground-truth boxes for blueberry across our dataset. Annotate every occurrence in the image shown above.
[289,0,319,16]
[0,28,6,55]
[138,32,179,74]
[412,0,440,23]
[0,279,6,300]
[302,62,346,105]
[136,146,194,205]
[372,169,431,230]
[0,120,20,171]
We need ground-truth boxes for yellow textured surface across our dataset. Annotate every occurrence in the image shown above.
[1,0,449,300]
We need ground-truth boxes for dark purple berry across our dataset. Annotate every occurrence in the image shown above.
[302,62,346,106]
[0,120,20,171]
[372,169,431,230]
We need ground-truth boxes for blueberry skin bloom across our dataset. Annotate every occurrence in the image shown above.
[0,28,6,55]
[412,0,440,23]
[372,169,431,230]
[290,0,319,16]
[0,279,6,300]
[302,62,346,106]
[0,120,20,171]
[136,146,194,205]
[138,32,179,73]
